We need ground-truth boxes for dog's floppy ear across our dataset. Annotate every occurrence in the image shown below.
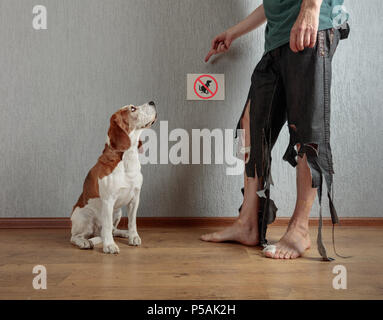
[108,111,131,151]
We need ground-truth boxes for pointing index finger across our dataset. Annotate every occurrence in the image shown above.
[204,49,216,63]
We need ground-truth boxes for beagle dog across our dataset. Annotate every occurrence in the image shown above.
[70,101,157,254]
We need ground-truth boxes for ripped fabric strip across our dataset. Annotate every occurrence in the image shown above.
[283,142,351,261]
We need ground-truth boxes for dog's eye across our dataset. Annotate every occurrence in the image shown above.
[131,106,137,112]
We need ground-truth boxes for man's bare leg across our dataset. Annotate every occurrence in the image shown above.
[200,174,260,245]
[200,102,260,246]
[264,147,315,259]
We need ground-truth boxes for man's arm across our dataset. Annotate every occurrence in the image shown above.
[205,5,266,62]
[228,4,267,40]
[290,0,323,52]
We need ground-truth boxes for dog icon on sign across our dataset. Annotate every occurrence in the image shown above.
[199,80,212,95]
[187,74,224,101]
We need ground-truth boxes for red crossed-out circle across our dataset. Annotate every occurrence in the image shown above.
[194,74,218,100]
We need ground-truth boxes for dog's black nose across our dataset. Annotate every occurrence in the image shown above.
[148,101,155,106]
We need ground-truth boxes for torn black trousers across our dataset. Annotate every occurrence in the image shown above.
[236,24,350,261]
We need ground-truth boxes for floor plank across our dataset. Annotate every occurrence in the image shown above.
[0,226,382,299]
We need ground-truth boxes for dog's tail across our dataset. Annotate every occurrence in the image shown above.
[89,236,102,246]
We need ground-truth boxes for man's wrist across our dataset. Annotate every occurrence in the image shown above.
[227,27,239,41]
[301,0,322,12]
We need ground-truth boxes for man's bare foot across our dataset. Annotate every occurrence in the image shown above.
[200,218,259,246]
[264,222,311,259]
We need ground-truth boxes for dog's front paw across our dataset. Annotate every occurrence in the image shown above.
[71,236,94,250]
[128,233,141,246]
[103,242,120,254]
[78,239,94,250]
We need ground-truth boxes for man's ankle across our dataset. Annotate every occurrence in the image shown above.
[288,218,309,234]
[237,216,258,229]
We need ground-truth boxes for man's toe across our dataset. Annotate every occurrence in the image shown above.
[201,233,217,242]
[272,249,281,259]
[200,234,209,241]
[291,251,300,259]
[263,245,277,258]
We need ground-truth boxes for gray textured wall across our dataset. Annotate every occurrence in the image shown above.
[0,0,382,218]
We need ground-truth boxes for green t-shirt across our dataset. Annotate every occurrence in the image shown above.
[263,0,348,53]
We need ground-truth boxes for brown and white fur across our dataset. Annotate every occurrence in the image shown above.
[71,102,157,254]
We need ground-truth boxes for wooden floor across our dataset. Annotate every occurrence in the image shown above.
[0,225,382,300]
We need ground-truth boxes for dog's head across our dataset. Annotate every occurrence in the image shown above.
[108,101,157,151]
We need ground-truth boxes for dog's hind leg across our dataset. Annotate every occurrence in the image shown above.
[71,207,95,249]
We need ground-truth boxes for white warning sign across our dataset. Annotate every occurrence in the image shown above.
[187,74,225,101]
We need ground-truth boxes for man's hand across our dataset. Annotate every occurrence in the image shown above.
[204,30,235,63]
[204,4,266,62]
[290,1,321,53]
